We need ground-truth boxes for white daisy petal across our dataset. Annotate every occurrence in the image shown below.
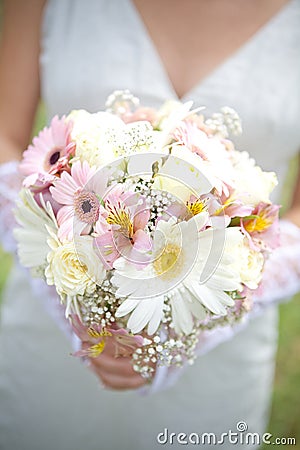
[170,293,194,335]
[14,189,57,271]
[147,296,165,335]
[127,299,157,334]
[188,299,206,321]
[115,298,139,317]
[189,283,228,316]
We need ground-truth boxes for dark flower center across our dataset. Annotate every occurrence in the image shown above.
[74,190,100,224]
[49,151,61,165]
[81,200,93,214]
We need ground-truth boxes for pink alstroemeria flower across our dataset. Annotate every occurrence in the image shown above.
[51,160,109,241]
[20,116,75,188]
[210,190,254,219]
[159,194,209,225]
[241,202,280,250]
[94,185,151,269]
[70,315,144,358]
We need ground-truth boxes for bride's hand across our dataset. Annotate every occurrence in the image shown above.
[84,338,152,391]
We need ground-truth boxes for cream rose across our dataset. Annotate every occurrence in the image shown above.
[233,238,264,290]
[45,231,106,296]
[69,110,155,167]
[68,110,122,167]
[155,100,184,130]
[231,150,278,205]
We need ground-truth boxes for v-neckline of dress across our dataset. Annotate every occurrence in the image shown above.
[128,0,295,102]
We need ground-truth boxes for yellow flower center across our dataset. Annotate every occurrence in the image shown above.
[87,342,106,358]
[186,198,207,216]
[86,328,113,358]
[214,197,234,216]
[153,243,182,279]
[244,213,273,233]
[106,206,133,238]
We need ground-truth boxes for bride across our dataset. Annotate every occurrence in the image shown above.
[0,1,299,449]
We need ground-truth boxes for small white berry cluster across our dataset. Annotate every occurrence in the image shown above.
[105,89,139,115]
[205,107,242,137]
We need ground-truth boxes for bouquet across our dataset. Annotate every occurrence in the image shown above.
[14,90,280,379]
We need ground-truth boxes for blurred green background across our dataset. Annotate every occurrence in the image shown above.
[0,1,299,449]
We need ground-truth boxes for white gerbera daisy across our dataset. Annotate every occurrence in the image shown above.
[14,189,57,275]
[171,225,245,334]
[114,213,243,335]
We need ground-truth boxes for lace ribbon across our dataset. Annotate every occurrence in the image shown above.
[0,161,22,253]
[0,161,72,336]
[253,219,300,304]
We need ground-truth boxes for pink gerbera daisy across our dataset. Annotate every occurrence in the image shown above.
[51,161,109,241]
[20,115,75,187]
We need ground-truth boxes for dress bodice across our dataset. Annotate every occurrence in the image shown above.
[40,0,300,202]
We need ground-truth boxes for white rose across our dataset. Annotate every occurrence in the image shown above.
[68,110,123,167]
[233,238,264,289]
[156,100,184,129]
[68,110,156,167]
[45,231,106,296]
[231,150,277,205]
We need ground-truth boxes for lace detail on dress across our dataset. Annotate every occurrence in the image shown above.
[0,161,22,253]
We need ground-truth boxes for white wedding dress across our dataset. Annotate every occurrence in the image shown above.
[0,1,300,449]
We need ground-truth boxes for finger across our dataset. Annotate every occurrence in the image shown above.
[89,352,136,377]
[97,371,147,391]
